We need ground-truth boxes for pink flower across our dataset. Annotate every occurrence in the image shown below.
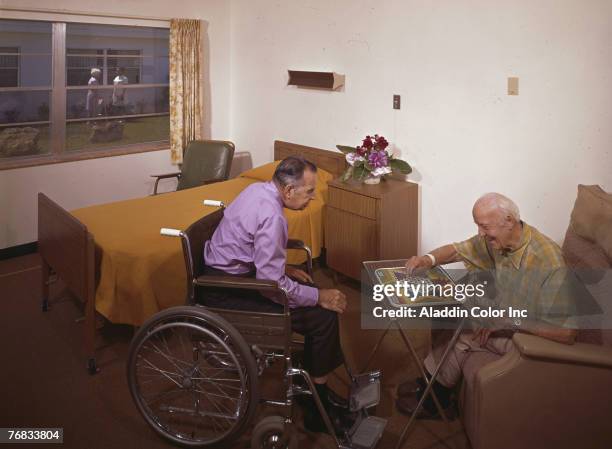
[375,135,389,150]
[368,150,389,168]
[362,136,374,149]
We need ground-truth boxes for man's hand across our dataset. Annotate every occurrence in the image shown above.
[318,289,347,314]
[285,266,314,284]
[405,255,434,274]
[472,327,494,347]
[472,318,514,346]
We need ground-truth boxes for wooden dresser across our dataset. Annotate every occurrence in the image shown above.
[325,178,418,280]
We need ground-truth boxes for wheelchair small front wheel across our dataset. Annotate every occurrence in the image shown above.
[127,306,259,447]
[251,416,297,449]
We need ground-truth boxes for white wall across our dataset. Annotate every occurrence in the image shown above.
[3,0,612,251]
[229,0,612,252]
[0,0,232,248]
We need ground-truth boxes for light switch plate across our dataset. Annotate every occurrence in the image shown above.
[393,95,401,109]
[508,77,519,95]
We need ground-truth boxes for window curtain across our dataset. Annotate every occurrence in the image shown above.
[169,18,203,164]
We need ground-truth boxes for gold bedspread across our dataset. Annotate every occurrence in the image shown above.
[71,177,325,326]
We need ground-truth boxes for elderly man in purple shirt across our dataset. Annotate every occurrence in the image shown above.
[203,156,352,434]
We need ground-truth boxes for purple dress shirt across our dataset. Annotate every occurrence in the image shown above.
[204,181,319,308]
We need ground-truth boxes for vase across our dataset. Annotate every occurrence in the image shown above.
[364,175,381,185]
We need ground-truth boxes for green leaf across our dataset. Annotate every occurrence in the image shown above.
[354,160,364,168]
[353,164,368,180]
[337,145,356,154]
[390,158,412,174]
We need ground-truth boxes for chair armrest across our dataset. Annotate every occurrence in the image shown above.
[194,275,279,293]
[512,332,612,368]
[286,239,313,277]
[150,171,181,179]
[151,172,181,195]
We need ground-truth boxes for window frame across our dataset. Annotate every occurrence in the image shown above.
[0,19,170,171]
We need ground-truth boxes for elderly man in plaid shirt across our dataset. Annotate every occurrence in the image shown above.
[396,192,577,418]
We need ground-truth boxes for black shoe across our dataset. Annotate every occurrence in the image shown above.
[395,377,455,419]
[321,384,349,409]
[303,402,356,436]
[396,377,427,398]
[302,384,354,436]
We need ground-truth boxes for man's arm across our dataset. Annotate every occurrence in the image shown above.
[517,320,577,344]
[405,244,462,273]
[253,215,346,312]
[474,319,577,347]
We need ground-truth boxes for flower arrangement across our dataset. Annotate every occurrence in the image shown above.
[337,134,412,183]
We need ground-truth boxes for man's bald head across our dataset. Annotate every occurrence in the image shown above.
[472,193,522,251]
[473,192,520,224]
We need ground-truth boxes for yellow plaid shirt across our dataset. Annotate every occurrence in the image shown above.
[453,222,576,327]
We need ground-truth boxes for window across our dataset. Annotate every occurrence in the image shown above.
[0,19,169,169]
[0,47,19,87]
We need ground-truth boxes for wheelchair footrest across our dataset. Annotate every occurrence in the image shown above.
[349,371,381,412]
[347,415,387,449]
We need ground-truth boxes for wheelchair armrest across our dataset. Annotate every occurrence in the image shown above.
[287,239,306,250]
[194,275,280,293]
[151,172,181,195]
[286,239,313,278]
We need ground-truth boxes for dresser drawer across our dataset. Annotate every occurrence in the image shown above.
[328,187,377,219]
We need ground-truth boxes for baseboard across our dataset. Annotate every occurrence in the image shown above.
[0,242,38,261]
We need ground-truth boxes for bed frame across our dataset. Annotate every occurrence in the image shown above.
[37,140,346,374]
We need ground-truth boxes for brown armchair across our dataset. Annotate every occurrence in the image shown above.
[151,140,235,195]
[460,184,612,449]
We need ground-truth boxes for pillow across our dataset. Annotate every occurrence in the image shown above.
[239,160,334,202]
[239,161,280,182]
[570,185,612,261]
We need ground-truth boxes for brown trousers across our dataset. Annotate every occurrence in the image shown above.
[424,330,515,388]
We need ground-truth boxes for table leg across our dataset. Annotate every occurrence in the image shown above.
[395,317,466,449]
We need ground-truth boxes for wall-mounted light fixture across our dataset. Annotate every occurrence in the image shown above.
[287,70,345,90]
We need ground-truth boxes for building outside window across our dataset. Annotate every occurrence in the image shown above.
[0,19,170,168]
[0,46,19,88]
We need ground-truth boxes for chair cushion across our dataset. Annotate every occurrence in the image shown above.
[570,185,612,261]
[563,228,611,270]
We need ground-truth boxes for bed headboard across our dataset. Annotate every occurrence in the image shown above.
[274,140,347,178]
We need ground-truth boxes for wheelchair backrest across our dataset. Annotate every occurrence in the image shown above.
[182,208,225,303]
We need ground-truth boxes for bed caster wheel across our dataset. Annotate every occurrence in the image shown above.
[42,299,49,312]
[251,416,297,449]
[87,358,99,375]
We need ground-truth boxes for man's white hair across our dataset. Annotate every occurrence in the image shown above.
[90,68,101,76]
[474,192,520,222]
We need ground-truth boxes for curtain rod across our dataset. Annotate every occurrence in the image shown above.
[0,6,174,24]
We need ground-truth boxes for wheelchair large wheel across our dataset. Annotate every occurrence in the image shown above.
[127,306,259,447]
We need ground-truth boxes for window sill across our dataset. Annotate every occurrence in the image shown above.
[0,141,170,171]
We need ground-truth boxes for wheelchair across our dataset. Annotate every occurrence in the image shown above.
[127,202,387,449]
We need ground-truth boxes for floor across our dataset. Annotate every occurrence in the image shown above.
[0,253,470,449]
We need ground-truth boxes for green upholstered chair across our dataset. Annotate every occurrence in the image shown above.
[151,140,235,195]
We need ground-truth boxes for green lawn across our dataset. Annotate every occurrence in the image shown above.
[66,116,170,151]
[0,116,169,159]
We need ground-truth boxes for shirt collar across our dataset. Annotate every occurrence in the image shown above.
[264,181,284,209]
[502,222,531,269]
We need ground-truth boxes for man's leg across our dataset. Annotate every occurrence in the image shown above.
[424,332,514,388]
[197,277,351,432]
[288,305,353,434]
[397,332,515,417]
[290,306,344,379]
